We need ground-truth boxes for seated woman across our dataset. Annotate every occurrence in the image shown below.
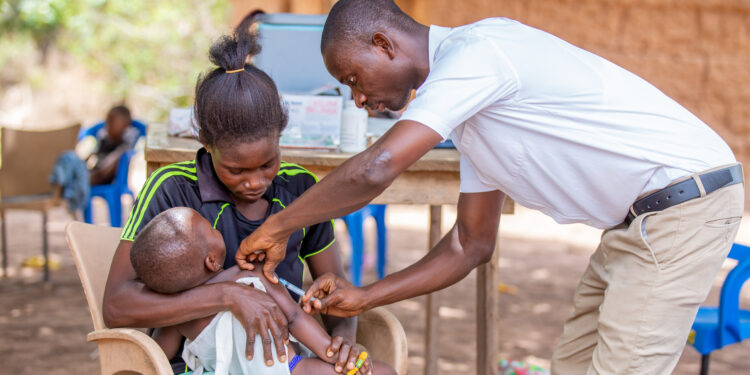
[87,105,140,185]
[103,19,369,374]
[130,207,393,374]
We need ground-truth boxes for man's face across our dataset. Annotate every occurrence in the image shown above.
[323,41,413,112]
[105,112,130,143]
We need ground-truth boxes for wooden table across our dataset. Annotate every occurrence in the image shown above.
[145,123,512,375]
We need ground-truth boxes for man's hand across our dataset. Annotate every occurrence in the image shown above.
[301,273,369,317]
[227,283,289,364]
[236,218,288,283]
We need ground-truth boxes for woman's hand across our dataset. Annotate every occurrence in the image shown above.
[301,273,369,317]
[236,218,288,283]
[227,282,290,365]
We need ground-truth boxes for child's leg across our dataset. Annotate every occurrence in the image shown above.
[291,358,340,375]
[371,360,397,375]
[292,358,396,375]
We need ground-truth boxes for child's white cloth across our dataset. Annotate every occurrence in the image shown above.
[182,277,291,375]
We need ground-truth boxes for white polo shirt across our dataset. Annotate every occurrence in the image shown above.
[400,18,736,229]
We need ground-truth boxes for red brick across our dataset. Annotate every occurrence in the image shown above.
[706,58,750,102]
[619,6,700,58]
[698,10,750,58]
[524,0,623,50]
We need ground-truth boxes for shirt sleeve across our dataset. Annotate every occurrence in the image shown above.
[400,34,519,139]
[300,219,336,259]
[460,153,496,193]
[279,163,337,258]
[120,169,194,241]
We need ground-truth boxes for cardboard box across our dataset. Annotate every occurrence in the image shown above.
[280,93,342,149]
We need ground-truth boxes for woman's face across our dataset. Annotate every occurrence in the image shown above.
[208,135,280,204]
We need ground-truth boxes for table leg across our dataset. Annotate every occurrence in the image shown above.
[424,205,441,375]
[1,210,6,278]
[477,222,501,375]
[42,210,49,283]
[146,162,158,176]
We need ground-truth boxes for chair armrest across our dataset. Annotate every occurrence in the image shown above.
[719,256,750,347]
[357,307,408,375]
[87,328,173,375]
[728,243,750,262]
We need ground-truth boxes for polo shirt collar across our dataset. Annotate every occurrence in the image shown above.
[196,148,234,203]
[428,25,452,70]
[196,147,276,205]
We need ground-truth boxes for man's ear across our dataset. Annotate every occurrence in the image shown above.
[204,253,222,272]
[372,32,395,59]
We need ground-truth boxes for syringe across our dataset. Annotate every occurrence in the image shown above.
[278,277,318,302]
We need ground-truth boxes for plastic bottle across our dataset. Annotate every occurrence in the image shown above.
[340,100,368,153]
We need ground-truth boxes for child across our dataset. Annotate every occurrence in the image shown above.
[88,105,139,185]
[130,207,394,375]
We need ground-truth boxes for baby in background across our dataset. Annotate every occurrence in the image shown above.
[129,207,395,375]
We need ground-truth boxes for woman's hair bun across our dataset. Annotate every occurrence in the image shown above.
[208,11,263,71]
[194,9,287,148]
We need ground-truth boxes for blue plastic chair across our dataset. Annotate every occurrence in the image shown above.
[83,149,135,227]
[77,119,147,142]
[689,242,750,375]
[80,119,145,227]
[341,205,387,286]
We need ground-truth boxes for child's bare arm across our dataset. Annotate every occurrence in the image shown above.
[173,266,247,341]
[258,273,336,364]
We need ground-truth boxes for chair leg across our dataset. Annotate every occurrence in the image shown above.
[83,200,94,224]
[1,210,7,278]
[42,211,49,283]
[344,211,365,286]
[108,192,122,228]
[374,205,387,280]
[700,354,710,375]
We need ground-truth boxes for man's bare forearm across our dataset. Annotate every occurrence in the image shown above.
[270,120,442,237]
[269,145,393,237]
[360,190,504,309]
[362,225,495,309]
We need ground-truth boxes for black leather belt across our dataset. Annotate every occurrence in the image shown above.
[624,164,743,225]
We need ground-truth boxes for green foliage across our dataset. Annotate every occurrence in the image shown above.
[0,0,230,119]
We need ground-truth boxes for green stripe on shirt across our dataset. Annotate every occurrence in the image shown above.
[122,161,196,237]
[121,170,198,240]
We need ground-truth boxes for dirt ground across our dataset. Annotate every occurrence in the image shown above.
[1,201,749,375]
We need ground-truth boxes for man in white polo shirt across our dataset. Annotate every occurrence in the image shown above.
[236,1,744,373]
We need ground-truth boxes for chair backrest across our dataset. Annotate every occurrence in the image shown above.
[79,120,147,142]
[65,221,123,330]
[112,149,134,191]
[0,124,81,198]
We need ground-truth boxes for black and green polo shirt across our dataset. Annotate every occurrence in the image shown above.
[121,148,335,291]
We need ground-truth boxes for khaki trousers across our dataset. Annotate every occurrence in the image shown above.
[551,179,744,375]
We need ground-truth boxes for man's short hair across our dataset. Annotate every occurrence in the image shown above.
[321,0,420,53]
[108,105,132,123]
[130,207,209,294]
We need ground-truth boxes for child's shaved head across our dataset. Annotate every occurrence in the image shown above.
[130,207,226,294]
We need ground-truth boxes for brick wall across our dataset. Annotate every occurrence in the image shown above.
[398,0,750,201]
[233,0,750,201]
